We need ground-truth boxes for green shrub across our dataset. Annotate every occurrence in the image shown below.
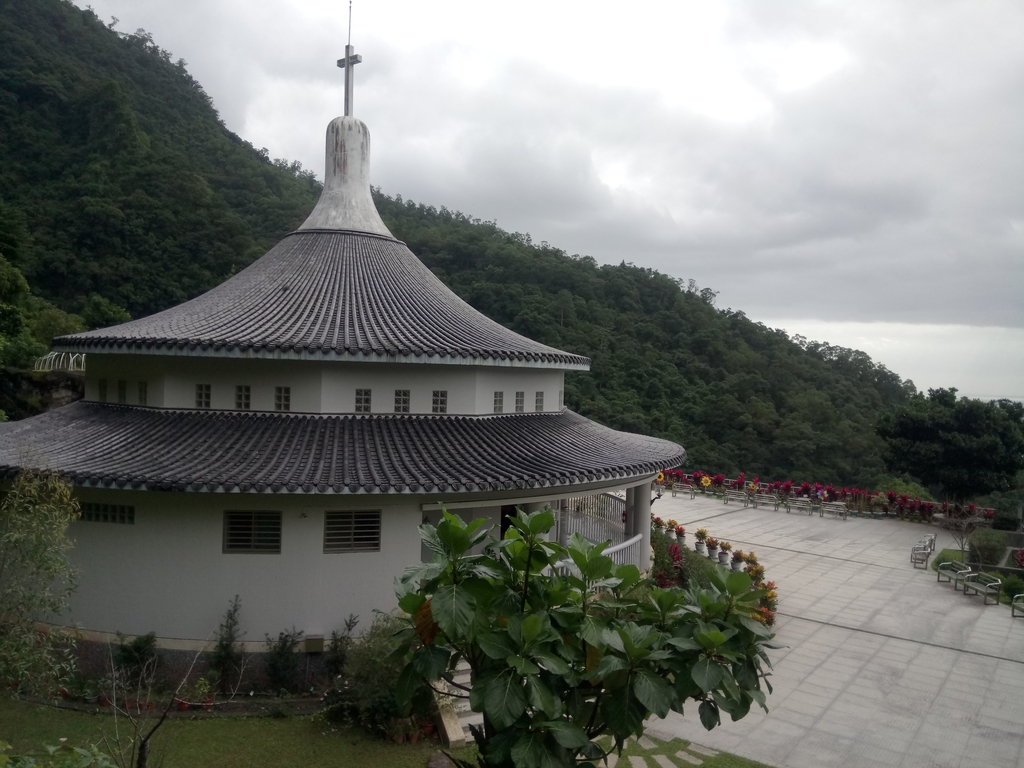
[874,476,934,501]
[114,631,159,689]
[264,628,303,694]
[968,528,1008,566]
[1000,574,1024,602]
[322,614,431,738]
[681,547,718,589]
[209,596,244,694]
[324,614,359,679]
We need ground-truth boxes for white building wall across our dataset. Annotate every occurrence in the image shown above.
[68,490,422,640]
[83,355,565,416]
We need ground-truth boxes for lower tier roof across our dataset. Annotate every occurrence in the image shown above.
[0,403,685,494]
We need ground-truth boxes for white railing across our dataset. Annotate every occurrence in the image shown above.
[560,492,626,546]
[553,532,645,575]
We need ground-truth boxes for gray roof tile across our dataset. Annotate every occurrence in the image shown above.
[0,403,684,494]
[53,231,590,369]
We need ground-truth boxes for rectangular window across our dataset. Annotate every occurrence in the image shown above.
[80,503,135,524]
[394,389,410,413]
[558,390,563,409]
[324,510,381,553]
[432,390,448,414]
[355,388,372,413]
[195,384,211,409]
[535,391,544,412]
[117,380,127,404]
[493,391,504,413]
[235,385,251,410]
[98,379,108,403]
[515,391,524,412]
[223,511,282,553]
[138,381,148,406]
[275,386,291,412]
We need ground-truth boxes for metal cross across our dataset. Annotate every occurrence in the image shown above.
[337,3,361,116]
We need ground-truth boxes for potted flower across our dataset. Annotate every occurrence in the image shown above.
[706,536,719,560]
[694,528,708,554]
[652,516,665,532]
[718,541,732,565]
[743,551,758,565]
[674,525,686,541]
[191,677,213,711]
[731,549,745,572]
[665,520,679,541]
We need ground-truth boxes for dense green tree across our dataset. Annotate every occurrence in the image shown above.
[877,388,1024,501]
[0,471,79,694]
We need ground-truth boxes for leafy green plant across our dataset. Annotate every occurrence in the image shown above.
[392,508,776,768]
[1000,574,1024,603]
[968,528,1008,566]
[264,629,303,694]
[114,632,160,690]
[208,596,245,695]
[1,739,115,768]
[324,614,360,679]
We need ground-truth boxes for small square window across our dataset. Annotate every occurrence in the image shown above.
[535,391,544,412]
[432,390,448,414]
[515,391,524,413]
[275,387,291,412]
[493,391,504,413]
[394,389,410,413]
[138,381,148,406]
[98,379,108,402]
[235,385,251,410]
[324,510,381,553]
[117,380,127,404]
[223,511,282,553]
[195,384,211,409]
[355,388,372,414]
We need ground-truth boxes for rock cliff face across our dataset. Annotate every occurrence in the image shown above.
[0,369,84,421]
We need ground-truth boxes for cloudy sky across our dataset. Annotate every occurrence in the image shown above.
[77,0,1024,401]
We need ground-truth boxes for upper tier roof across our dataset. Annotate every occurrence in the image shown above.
[52,117,590,370]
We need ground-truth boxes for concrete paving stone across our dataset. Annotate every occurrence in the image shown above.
[684,744,718,757]
[673,751,702,765]
[638,735,658,749]
[603,755,618,768]
[651,756,678,768]
[628,757,648,768]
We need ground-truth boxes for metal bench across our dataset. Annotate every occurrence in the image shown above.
[786,498,814,515]
[910,545,930,569]
[963,573,1001,605]
[918,533,936,552]
[752,493,780,510]
[671,482,695,499]
[723,489,748,506]
[820,501,847,520]
[936,560,973,590]
[1012,593,1024,618]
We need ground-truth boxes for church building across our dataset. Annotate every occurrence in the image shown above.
[0,44,684,648]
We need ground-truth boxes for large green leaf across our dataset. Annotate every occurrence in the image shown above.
[528,509,556,534]
[532,651,572,676]
[600,686,645,741]
[483,670,528,729]
[431,583,475,638]
[698,699,721,731]
[691,658,723,692]
[436,519,471,556]
[521,614,543,644]
[394,664,422,713]
[478,631,517,660]
[633,668,673,718]
[526,675,562,719]
[725,571,752,595]
[411,644,450,680]
[543,719,590,748]
[397,591,426,616]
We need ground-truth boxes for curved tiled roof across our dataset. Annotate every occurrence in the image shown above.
[53,231,590,370]
[0,403,684,494]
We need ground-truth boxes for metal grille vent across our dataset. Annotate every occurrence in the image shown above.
[81,503,135,524]
[223,511,281,553]
[324,510,381,553]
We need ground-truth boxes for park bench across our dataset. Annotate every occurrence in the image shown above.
[1012,593,1024,618]
[670,482,695,499]
[962,573,1001,605]
[820,501,847,520]
[936,560,973,590]
[916,534,936,552]
[753,493,780,510]
[910,545,930,569]
[786,498,814,515]
[723,489,749,506]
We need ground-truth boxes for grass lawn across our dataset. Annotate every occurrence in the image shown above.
[930,548,964,570]
[930,548,1024,607]
[1,697,776,767]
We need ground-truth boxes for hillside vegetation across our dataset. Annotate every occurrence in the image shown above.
[0,0,921,485]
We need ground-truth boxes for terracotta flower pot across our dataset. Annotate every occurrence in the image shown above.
[176,698,190,711]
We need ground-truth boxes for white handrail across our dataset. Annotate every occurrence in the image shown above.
[554,532,644,574]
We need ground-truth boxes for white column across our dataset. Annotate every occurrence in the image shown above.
[633,481,652,573]
[625,487,636,537]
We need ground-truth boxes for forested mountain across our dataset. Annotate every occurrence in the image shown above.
[0,0,920,486]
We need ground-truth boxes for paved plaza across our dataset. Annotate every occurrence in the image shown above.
[644,495,1024,768]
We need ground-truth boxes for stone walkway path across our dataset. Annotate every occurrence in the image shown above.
[645,496,1024,768]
